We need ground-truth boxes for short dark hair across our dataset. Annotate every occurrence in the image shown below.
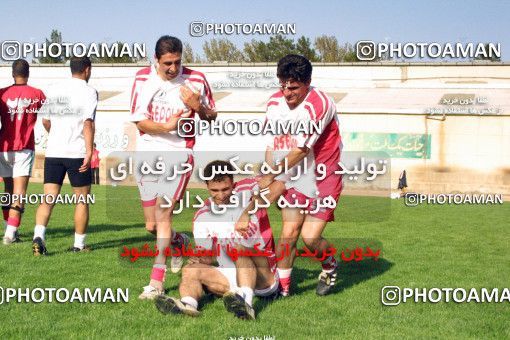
[277,54,312,83]
[155,35,183,59]
[203,160,235,183]
[70,56,92,74]
[12,59,29,78]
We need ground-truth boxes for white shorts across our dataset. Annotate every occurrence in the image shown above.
[216,267,238,290]
[134,151,193,205]
[215,266,279,297]
[0,149,35,178]
[254,272,279,297]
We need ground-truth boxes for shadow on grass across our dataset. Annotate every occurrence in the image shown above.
[41,235,157,257]
[42,223,145,239]
[293,258,393,295]
[251,259,392,316]
[13,223,155,257]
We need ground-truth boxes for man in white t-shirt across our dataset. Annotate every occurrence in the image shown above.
[154,160,280,320]
[132,36,217,299]
[31,56,97,256]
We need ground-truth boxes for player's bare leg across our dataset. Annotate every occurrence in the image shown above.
[2,177,13,218]
[180,262,231,298]
[276,208,305,296]
[142,205,157,235]
[31,183,62,255]
[35,183,62,226]
[167,197,190,273]
[70,185,91,252]
[140,197,180,299]
[252,256,276,291]
[226,246,276,320]
[3,176,29,244]
[2,177,13,233]
[142,202,189,271]
[231,247,257,317]
[155,262,231,317]
[149,199,173,291]
[300,216,338,296]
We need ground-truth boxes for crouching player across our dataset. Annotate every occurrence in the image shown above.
[155,160,283,320]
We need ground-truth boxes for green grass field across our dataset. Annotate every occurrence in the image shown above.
[0,183,509,339]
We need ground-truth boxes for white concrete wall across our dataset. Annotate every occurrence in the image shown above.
[2,64,508,198]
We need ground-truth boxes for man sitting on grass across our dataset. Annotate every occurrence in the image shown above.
[155,160,284,320]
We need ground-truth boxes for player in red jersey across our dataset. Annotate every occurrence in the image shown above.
[0,59,45,245]
[132,36,217,299]
[257,54,343,296]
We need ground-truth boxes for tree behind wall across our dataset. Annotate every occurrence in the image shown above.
[38,30,65,64]
[243,35,297,62]
[203,38,244,63]
[296,36,318,62]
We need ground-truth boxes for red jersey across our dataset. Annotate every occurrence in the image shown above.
[0,84,46,151]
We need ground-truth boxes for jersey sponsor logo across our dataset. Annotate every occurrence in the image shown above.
[273,134,298,150]
[151,106,182,123]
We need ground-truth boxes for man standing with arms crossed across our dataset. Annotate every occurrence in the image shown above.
[131,36,216,299]
[0,59,45,244]
[258,54,343,296]
[32,56,97,256]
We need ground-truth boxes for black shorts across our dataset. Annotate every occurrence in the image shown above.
[44,157,92,187]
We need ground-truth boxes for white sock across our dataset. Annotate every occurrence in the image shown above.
[181,296,198,309]
[277,268,293,279]
[74,233,86,249]
[5,225,17,239]
[34,225,46,241]
[240,286,254,307]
